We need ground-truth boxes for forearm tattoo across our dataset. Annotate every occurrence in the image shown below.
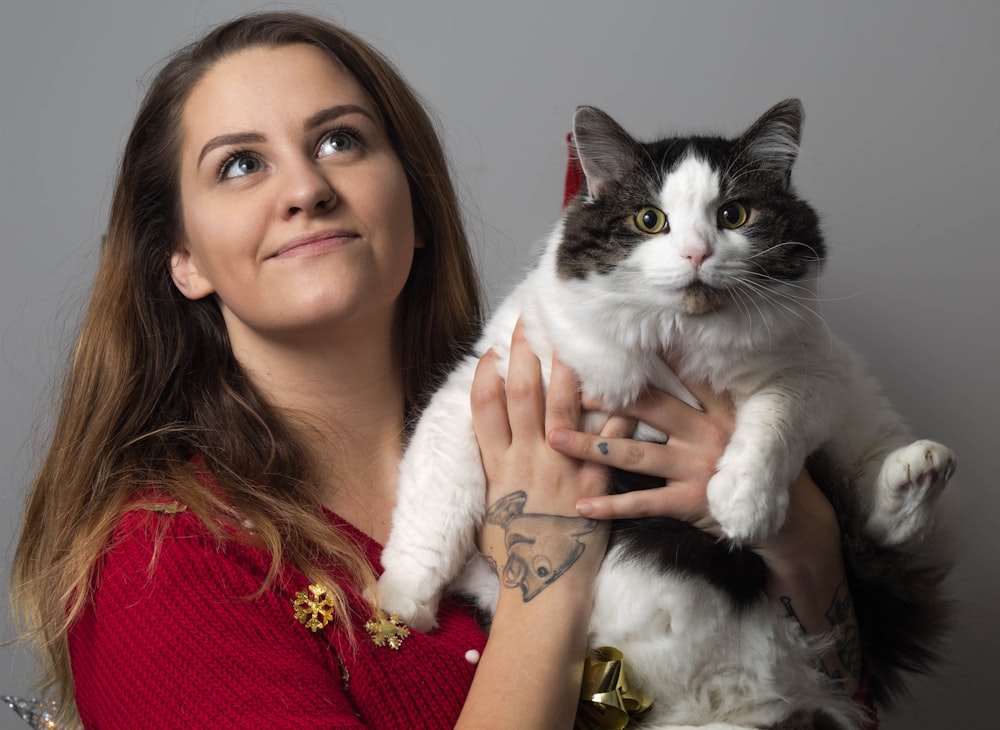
[485,490,597,602]
[780,579,862,689]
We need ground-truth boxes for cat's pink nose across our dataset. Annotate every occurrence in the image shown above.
[682,244,712,271]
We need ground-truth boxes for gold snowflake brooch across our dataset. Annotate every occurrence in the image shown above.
[364,609,410,650]
[292,584,336,632]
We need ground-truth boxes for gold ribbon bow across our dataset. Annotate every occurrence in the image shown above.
[575,647,653,730]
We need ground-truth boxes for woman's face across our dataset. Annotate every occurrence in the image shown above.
[171,43,418,349]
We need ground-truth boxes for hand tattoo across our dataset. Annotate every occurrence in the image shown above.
[486,491,597,601]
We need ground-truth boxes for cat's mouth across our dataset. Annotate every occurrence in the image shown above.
[682,282,726,315]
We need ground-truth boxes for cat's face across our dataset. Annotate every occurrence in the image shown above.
[557,100,824,317]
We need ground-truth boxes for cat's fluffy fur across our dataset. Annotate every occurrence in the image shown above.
[378,100,954,729]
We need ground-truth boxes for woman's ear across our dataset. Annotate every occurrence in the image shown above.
[169,244,215,300]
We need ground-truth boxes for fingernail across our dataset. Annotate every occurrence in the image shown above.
[576,500,595,517]
[548,429,571,446]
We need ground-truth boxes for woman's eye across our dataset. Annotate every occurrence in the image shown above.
[635,206,669,234]
[718,201,749,229]
[220,154,261,180]
[318,130,361,157]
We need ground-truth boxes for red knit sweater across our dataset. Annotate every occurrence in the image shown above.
[68,502,487,729]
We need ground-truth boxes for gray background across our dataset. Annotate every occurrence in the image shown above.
[2,0,996,727]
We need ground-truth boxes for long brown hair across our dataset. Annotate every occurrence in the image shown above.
[11,10,482,719]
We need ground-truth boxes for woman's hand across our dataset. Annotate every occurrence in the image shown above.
[470,323,632,585]
[548,377,734,527]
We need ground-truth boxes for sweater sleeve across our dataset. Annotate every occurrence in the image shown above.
[69,508,367,730]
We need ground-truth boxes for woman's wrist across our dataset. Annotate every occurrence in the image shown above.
[759,469,862,697]
[757,469,842,572]
[456,554,599,730]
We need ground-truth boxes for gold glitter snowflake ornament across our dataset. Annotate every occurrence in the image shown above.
[365,609,410,649]
[292,584,336,632]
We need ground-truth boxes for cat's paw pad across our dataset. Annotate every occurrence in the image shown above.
[869,439,955,544]
[375,573,440,633]
[887,440,956,496]
[707,467,787,545]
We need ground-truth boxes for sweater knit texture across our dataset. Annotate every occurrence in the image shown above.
[69,499,487,729]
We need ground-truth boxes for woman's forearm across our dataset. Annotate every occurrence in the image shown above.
[760,470,861,696]
[767,559,861,696]
[455,510,605,730]
[454,580,595,730]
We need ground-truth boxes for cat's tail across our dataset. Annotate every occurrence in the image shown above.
[841,528,955,709]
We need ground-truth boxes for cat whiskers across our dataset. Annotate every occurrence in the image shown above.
[724,285,772,344]
[730,271,835,351]
[735,269,820,315]
[744,240,824,265]
[728,282,789,348]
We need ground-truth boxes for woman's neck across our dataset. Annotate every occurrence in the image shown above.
[229,320,406,538]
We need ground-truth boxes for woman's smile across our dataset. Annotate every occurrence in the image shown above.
[268,229,360,260]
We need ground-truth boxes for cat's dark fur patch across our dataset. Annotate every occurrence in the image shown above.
[609,468,767,609]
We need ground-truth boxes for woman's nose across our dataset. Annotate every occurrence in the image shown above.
[280,159,336,218]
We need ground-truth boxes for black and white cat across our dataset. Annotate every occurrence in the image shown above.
[378,100,954,729]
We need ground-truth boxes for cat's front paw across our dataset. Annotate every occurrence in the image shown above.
[376,570,441,633]
[866,439,955,545]
[706,465,788,545]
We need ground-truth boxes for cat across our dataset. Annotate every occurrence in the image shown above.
[377,99,955,729]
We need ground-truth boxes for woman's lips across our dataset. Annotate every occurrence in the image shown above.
[269,230,357,259]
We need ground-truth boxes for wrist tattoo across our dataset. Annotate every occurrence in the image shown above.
[485,490,597,602]
[780,579,862,690]
[825,579,862,682]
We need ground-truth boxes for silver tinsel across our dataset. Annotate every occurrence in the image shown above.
[3,696,58,729]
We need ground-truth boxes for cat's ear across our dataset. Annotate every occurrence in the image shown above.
[737,98,804,186]
[572,106,643,199]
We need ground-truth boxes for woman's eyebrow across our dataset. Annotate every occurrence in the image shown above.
[303,104,376,131]
[197,132,265,167]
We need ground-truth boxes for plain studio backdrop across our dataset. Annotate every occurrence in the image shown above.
[1,1,996,727]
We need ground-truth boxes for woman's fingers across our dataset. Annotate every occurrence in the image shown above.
[623,385,733,445]
[544,356,583,435]
[470,349,512,472]
[472,321,613,507]
[503,322,545,444]
[576,481,717,531]
[550,371,736,524]
[548,428,662,476]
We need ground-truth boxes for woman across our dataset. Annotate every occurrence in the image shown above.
[10,11,863,729]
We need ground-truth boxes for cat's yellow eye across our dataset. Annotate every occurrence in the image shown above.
[718,201,749,229]
[635,207,669,234]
